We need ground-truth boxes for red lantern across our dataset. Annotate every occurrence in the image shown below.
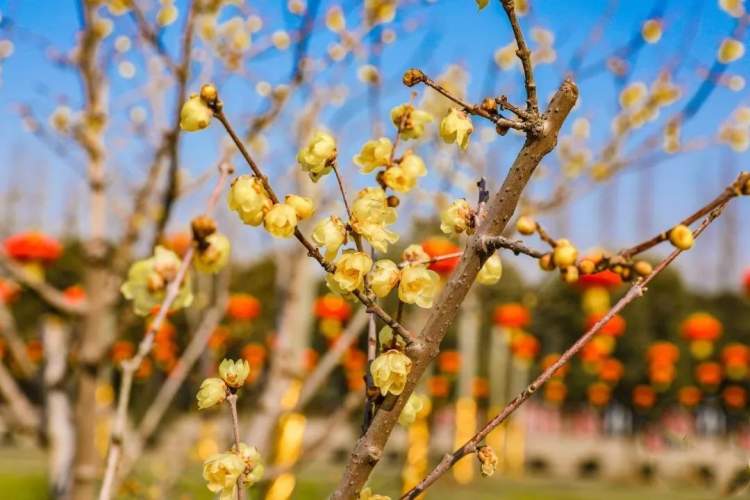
[632,384,656,409]
[587,382,611,407]
[111,340,135,363]
[3,231,62,263]
[493,303,531,329]
[343,348,366,372]
[227,294,261,321]
[472,377,489,399]
[646,341,679,365]
[511,333,540,361]
[313,294,352,322]
[579,270,622,289]
[438,350,461,374]
[695,362,722,387]
[722,343,750,366]
[586,312,626,337]
[428,375,450,398]
[743,268,750,295]
[163,232,192,257]
[723,385,747,409]
[421,237,461,275]
[599,358,624,383]
[544,379,567,404]
[678,386,702,407]
[680,312,722,342]
[241,343,267,368]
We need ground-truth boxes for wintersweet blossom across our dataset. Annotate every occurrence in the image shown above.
[354,137,393,173]
[228,176,273,226]
[194,233,231,273]
[202,451,245,500]
[284,194,315,220]
[439,108,474,150]
[390,104,433,140]
[330,251,372,292]
[196,377,227,409]
[398,393,426,426]
[311,216,348,260]
[398,265,439,308]
[180,94,213,131]
[351,187,399,252]
[297,131,337,181]
[382,166,415,193]
[368,259,400,297]
[371,349,412,396]
[263,203,298,238]
[477,254,503,285]
[236,443,264,486]
[440,199,474,235]
[120,246,192,316]
[219,358,250,388]
[399,151,427,180]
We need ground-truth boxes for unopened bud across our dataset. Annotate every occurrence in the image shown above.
[387,195,400,207]
[669,224,694,250]
[480,97,497,114]
[561,265,579,284]
[578,259,596,275]
[477,445,497,477]
[553,241,578,268]
[402,68,425,87]
[633,260,653,277]
[200,83,218,105]
[539,253,555,271]
[516,216,537,235]
[191,215,217,244]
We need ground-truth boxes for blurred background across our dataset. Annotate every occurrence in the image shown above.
[0,0,749,498]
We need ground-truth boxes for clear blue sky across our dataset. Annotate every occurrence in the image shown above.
[0,0,748,290]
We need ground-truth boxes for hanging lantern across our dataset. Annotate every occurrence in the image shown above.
[111,340,135,363]
[492,303,531,329]
[544,379,567,405]
[472,377,490,399]
[648,361,676,388]
[722,343,750,381]
[598,358,624,384]
[438,350,461,375]
[511,332,540,362]
[313,294,352,322]
[241,342,267,371]
[647,341,680,365]
[722,385,747,409]
[428,375,450,398]
[579,269,622,289]
[227,293,261,321]
[680,312,722,342]
[586,312,626,337]
[421,237,461,275]
[134,357,153,379]
[695,361,723,388]
[162,231,192,257]
[743,268,750,296]
[587,382,611,407]
[208,326,230,352]
[632,384,657,409]
[3,231,62,281]
[541,353,569,378]
[678,385,702,408]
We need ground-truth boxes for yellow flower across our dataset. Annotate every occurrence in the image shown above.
[399,151,427,179]
[390,104,433,140]
[332,251,372,292]
[477,254,502,285]
[718,38,745,64]
[236,443,264,486]
[194,233,231,274]
[297,131,337,181]
[358,224,399,253]
[552,240,578,268]
[228,176,273,226]
[477,446,498,477]
[402,244,430,264]
[440,199,474,235]
[398,393,425,426]
[371,349,411,396]
[382,166,415,193]
[476,0,489,9]
[378,325,405,351]
[156,4,179,26]
[439,108,474,150]
[311,216,348,260]
[398,265,439,308]
[284,194,315,220]
[351,188,399,252]
[202,451,245,500]
[720,0,745,18]
[196,377,227,409]
[263,203,298,238]
[669,224,694,250]
[219,359,250,388]
[641,19,662,44]
[618,82,647,110]
[516,216,537,235]
[120,246,192,316]
[360,487,391,500]
[354,137,393,173]
[368,259,400,298]
[180,94,213,131]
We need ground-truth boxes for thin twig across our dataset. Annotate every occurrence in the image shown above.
[500,0,538,113]
[480,235,546,259]
[227,393,245,500]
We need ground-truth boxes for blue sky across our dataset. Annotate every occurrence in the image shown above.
[0,0,748,290]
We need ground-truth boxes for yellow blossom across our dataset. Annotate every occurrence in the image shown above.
[368,259,400,297]
[382,166,415,193]
[400,151,427,179]
[180,94,213,131]
[120,246,192,316]
[325,6,346,32]
[398,265,439,308]
[202,451,245,500]
[390,104,433,140]
[354,137,393,173]
[236,443,264,486]
[228,175,273,226]
[552,240,578,268]
[156,4,179,26]
[359,487,391,500]
[440,108,474,150]
[365,0,396,24]
[263,203,298,238]
[311,216,348,260]
[284,194,315,220]
[669,224,694,250]
[219,359,250,388]
[477,254,503,285]
[440,199,474,235]
[402,244,429,263]
[477,446,498,477]
[720,0,745,17]
[398,393,426,426]
[371,349,412,396]
[194,233,231,274]
[297,131,337,181]
[196,377,227,410]
[641,19,662,44]
[718,38,745,63]
[494,42,518,70]
[331,251,372,292]
[619,82,647,110]
[351,188,399,252]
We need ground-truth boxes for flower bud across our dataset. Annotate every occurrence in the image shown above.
[553,241,578,268]
[228,175,273,226]
[578,259,596,275]
[669,224,694,250]
[477,445,498,477]
[387,195,400,207]
[440,199,474,235]
[368,259,401,298]
[539,253,555,271]
[284,194,315,220]
[219,358,250,388]
[516,216,537,235]
[199,83,218,105]
[191,215,217,243]
[477,254,503,285]
[194,233,231,273]
[180,94,213,132]
[561,265,579,284]
[439,108,474,150]
[371,349,412,396]
[196,377,227,409]
[402,68,425,87]
[402,244,430,263]
[633,260,653,277]
[263,203,298,238]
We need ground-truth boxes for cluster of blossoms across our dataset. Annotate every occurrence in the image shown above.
[197,359,264,500]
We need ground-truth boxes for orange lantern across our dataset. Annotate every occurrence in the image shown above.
[472,377,489,399]
[580,340,608,368]
[579,270,621,289]
[511,333,540,361]
[695,361,722,387]
[421,237,461,275]
[3,231,62,263]
[678,386,702,407]
[135,357,153,379]
[227,294,261,322]
[680,312,722,342]
[428,375,450,398]
[544,379,567,404]
[152,320,176,343]
[722,343,750,380]
[587,382,611,407]
[599,358,624,383]
[648,361,676,387]
[646,341,680,365]
[347,372,365,391]
[586,312,626,337]
[0,279,20,304]
[111,340,135,363]
[722,385,747,409]
[343,349,366,372]
[438,350,461,374]
[62,285,86,305]
[492,303,531,329]
[541,353,569,378]
[208,326,229,351]
[632,384,657,409]
[26,339,43,363]
[314,294,352,322]
[241,343,267,368]
[163,231,192,257]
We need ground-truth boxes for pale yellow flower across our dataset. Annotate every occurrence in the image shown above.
[368,259,400,298]
[354,137,393,173]
[669,224,694,250]
[477,446,498,477]
[325,6,346,32]
[440,199,474,235]
[398,393,425,426]
[311,216,348,260]
[120,246,192,316]
[331,251,372,292]
[236,443,264,486]
[228,176,273,226]
[263,203,298,238]
[180,94,213,131]
[477,254,502,285]
[382,166,415,193]
[284,194,315,220]
[297,131,337,181]
[390,104,433,140]
[360,487,391,500]
[619,82,647,110]
[156,4,179,26]
[219,359,250,388]
[718,38,745,63]
[203,451,245,500]
[719,0,745,18]
[196,377,227,409]
[399,151,427,179]
[351,188,399,252]
[398,265,439,308]
[440,108,474,150]
[402,244,429,264]
[194,233,231,274]
[371,349,411,396]
[641,19,662,44]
